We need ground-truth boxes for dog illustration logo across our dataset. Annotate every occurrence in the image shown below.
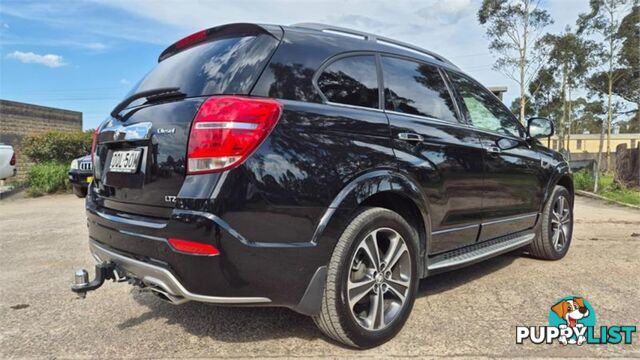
[517,296,636,345]
[549,296,596,345]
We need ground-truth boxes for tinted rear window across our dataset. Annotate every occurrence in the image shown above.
[127,34,279,99]
[317,55,379,109]
[381,57,458,122]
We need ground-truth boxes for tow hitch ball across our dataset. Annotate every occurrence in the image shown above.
[71,262,125,298]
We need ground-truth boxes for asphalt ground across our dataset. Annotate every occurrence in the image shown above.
[1,194,639,358]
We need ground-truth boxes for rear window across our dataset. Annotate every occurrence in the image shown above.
[126,34,279,100]
[381,57,458,122]
[317,55,379,109]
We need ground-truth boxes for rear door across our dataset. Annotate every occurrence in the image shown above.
[93,30,281,217]
[382,56,485,254]
[447,72,544,241]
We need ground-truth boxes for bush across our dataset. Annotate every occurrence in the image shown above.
[573,170,595,191]
[27,162,70,196]
[22,130,93,163]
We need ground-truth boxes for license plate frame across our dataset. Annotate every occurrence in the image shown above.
[109,149,142,174]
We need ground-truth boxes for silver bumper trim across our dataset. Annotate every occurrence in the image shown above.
[89,240,271,305]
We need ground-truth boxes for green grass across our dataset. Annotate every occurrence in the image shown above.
[598,174,614,189]
[600,187,640,206]
[573,170,640,206]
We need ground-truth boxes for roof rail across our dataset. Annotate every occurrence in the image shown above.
[291,22,457,68]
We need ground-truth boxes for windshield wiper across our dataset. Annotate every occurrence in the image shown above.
[110,87,185,119]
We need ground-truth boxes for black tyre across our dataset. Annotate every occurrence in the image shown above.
[72,185,87,198]
[528,185,573,260]
[313,207,419,348]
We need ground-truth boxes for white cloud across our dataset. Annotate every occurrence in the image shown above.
[2,23,9,29]
[416,0,474,25]
[83,42,108,50]
[119,78,130,85]
[6,50,66,68]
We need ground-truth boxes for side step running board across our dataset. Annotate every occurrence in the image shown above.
[427,232,535,274]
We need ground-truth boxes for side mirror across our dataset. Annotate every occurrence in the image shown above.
[527,117,554,139]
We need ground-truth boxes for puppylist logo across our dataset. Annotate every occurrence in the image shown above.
[516,296,637,345]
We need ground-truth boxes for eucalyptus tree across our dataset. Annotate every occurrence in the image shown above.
[572,98,607,135]
[577,0,634,174]
[478,0,553,124]
[538,29,598,152]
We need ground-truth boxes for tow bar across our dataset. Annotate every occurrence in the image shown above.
[71,262,126,298]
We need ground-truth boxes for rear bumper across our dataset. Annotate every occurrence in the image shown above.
[69,171,92,187]
[85,193,329,313]
[0,166,15,180]
[89,239,271,305]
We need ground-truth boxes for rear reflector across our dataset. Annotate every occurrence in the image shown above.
[187,96,282,174]
[168,238,220,256]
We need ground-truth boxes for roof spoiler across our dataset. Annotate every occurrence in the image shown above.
[158,23,282,62]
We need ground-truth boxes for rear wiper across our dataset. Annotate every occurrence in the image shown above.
[110,87,185,119]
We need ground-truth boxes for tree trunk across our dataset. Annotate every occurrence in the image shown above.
[519,0,529,125]
[559,66,567,151]
[520,89,526,124]
[594,121,606,193]
[567,85,572,160]
[606,75,613,172]
[605,9,615,173]
[615,144,640,189]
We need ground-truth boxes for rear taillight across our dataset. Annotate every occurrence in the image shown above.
[90,128,99,165]
[9,152,16,166]
[187,96,282,174]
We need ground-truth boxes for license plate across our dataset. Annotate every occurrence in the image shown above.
[109,150,141,173]
[86,176,93,183]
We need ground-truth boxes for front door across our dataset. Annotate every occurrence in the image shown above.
[447,72,545,241]
[381,56,485,254]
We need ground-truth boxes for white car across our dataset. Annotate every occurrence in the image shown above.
[0,145,17,180]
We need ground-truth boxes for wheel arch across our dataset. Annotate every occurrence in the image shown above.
[309,169,431,277]
[543,170,574,211]
[359,191,428,269]
[295,170,430,316]
[556,174,574,199]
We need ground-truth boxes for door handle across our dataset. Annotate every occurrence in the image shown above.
[486,146,502,154]
[398,133,424,142]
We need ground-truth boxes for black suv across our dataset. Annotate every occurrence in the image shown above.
[69,154,93,198]
[73,23,573,348]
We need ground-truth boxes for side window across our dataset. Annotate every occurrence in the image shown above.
[381,57,458,122]
[317,55,379,109]
[448,72,523,137]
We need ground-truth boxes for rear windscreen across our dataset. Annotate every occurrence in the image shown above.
[126,34,279,100]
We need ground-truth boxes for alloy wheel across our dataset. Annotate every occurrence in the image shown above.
[550,195,571,252]
[347,228,411,331]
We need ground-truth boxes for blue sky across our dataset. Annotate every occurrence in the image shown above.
[1,0,591,130]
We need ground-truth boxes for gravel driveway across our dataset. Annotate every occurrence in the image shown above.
[1,194,638,358]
